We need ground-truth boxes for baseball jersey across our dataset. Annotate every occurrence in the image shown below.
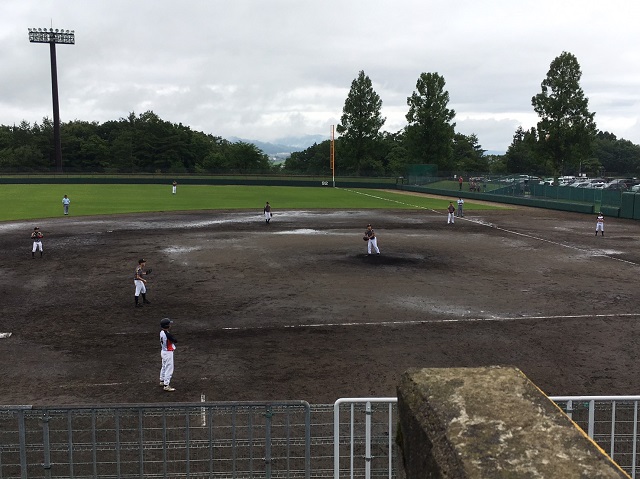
[160,330,178,351]
[31,232,43,241]
[448,205,455,213]
[597,215,604,225]
[365,228,375,239]
[62,197,70,205]
[135,266,144,280]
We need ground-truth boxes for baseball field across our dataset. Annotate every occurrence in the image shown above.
[1,185,639,405]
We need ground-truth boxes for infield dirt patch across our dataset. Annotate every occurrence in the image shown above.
[2,205,639,405]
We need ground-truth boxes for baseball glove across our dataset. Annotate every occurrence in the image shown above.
[363,236,369,241]
[146,268,152,274]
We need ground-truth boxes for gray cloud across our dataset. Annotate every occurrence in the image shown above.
[2,0,640,153]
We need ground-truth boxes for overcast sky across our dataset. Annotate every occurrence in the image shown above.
[1,1,639,153]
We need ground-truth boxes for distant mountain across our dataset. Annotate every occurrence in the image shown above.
[227,134,327,160]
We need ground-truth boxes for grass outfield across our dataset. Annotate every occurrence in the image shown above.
[0,184,506,222]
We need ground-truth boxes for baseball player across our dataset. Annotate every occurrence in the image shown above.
[596,213,604,236]
[62,195,71,215]
[364,224,380,255]
[172,180,177,194]
[134,258,152,308]
[447,202,456,224]
[159,318,177,391]
[457,197,464,217]
[31,226,44,258]
[264,201,272,224]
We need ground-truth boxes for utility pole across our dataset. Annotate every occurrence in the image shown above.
[28,27,75,173]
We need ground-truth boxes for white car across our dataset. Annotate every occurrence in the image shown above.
[631,184,640,192]
[570,181,590,188]
[539,178,555,186]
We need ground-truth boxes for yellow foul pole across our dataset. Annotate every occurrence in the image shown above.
[330,125,335,187]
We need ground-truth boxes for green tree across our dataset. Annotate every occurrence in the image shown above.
[226,141,271,173]
[452,133,487,173]
[505,126,542,174]
[405,72,456,170]
[531,52,597,175]
[283,140,332,175]
[592,131,640,175]
[336,70,386,174]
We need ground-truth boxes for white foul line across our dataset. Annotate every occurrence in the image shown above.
[220,312,640,332]
[341,188,640,267]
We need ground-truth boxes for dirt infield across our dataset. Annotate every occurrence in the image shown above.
[2,203,640,406]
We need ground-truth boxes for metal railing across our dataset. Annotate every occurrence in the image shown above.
[552,396,640,478]
[333,398,397,479]
[4,396,640,479]
[0,401,311,479]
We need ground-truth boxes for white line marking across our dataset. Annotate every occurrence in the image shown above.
[0,332,12,339]
[220,312,640,332]
[340,188,640,266]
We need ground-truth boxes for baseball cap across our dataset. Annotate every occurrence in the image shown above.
[160,318,173,328]
[138,258,146,264]
[34,226,39,230]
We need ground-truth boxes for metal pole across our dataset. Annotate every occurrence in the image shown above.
[49,41,62,173]
[365,402,372,479]
[28,28,74,173]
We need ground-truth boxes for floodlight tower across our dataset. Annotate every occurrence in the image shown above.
[28,27,75,173]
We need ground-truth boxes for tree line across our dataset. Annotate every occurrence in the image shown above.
[285,52,640,178]
[2,51,640,177]
[0,111,273,174]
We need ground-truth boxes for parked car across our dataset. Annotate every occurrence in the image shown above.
[631,184,640,193]
[587,181,607,189]
[570,181,590,188]
[539,178,555,186]
[605,183,629,191]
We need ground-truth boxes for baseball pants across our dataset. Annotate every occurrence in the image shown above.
[32,241,43,252]
[447,213,455,224]
[367,237,380,254]
[160,350,174,385]
[134,280,146,296]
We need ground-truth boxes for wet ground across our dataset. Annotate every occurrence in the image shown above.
[2,204,640,405]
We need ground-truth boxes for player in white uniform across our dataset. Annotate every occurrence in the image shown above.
[159,318,177,391]
[447,202,456,224]
[31,226,43,258]
[172,180,177,194]
[62,195,71,215]
[364,224,380,255]
[264,201,272,224]
[596,213,604,236]
[134,258,152,308]
[457,197,464,217]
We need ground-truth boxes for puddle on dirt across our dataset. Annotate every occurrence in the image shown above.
[163,246,201,254]
[274,228,324,235]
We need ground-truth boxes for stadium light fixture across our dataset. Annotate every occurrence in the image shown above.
[28,27,75,172]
